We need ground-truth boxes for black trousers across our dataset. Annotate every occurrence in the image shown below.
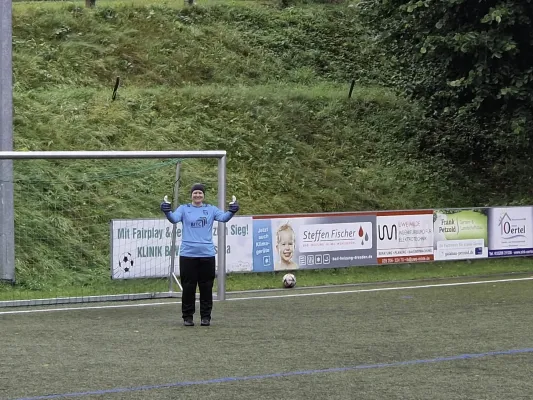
[179,256,216,320]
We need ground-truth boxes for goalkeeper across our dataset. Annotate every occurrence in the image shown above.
[160,183,239,327]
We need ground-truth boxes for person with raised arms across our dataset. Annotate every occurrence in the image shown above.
[161,183,239,326]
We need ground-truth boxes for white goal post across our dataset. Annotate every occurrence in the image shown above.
[0,150,230,303]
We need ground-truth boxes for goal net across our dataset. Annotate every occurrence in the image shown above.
[0,151,228,307]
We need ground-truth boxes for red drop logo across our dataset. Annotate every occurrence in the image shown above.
[358,226,364,237]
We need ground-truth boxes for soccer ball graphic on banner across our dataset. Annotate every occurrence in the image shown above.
[119,252,134,273]
[282,273,296,288]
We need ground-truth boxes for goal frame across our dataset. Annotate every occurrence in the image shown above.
[0,150,229,306]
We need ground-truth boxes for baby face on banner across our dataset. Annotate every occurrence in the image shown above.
[275,223,298,270]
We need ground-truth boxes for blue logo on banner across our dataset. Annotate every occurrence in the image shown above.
[252,219,273,272]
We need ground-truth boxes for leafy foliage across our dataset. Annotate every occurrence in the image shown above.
[360,0,533,193]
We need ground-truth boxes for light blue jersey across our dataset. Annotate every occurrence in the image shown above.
[164,204,234,257]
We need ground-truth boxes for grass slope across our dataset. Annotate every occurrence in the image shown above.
[4,1,531,296]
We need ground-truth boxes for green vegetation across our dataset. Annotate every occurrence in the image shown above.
[360,0,533,196]
[4,0,533,299]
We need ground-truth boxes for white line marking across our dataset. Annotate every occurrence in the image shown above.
[0,301,181,315]
[1,276,532,315]
[226,276,533,301]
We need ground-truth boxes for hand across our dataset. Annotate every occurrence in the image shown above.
[228,195,239,214]
[160,195,172,213]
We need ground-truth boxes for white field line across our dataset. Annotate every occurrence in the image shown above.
[1,276,532,316]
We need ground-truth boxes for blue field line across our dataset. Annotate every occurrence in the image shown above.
[11,347,533,400]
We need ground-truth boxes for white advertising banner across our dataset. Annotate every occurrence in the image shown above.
[376,211,434,264]
[111,217,253,279]
[298,222,373,253]
[488,207,533,257]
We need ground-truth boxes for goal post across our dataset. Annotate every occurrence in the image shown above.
[0,0,14,284]
[0,150,229,305]
[169,161,183,293]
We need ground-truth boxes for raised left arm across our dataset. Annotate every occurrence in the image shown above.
[214,208,235,223]
[214,197,239,222]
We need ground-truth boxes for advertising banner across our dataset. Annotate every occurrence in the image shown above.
[110,216,253,279]
[488,207,533,257]
[376,211,434,264]
[433,209,488,260]
[251,213,376,272]
[110,206,533,279]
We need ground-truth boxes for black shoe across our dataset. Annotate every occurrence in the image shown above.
[201,319,210,326]
[183,319,194,326]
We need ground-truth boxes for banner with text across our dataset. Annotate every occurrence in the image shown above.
[433,209,488,260]
[111,217,253,279]
[376,211,434,264]
[488,207,533,257]
[251,213,376,272]
[110,206,533,279]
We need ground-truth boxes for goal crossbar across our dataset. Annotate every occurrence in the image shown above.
[0,150,226,160]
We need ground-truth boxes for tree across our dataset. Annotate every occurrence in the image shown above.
[361,0,533,174]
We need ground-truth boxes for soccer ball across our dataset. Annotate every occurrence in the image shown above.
[119,252,134,272]
[282,273,296,288]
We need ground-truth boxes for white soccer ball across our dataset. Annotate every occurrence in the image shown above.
[282,273,296,288]
[119,252,134,273]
